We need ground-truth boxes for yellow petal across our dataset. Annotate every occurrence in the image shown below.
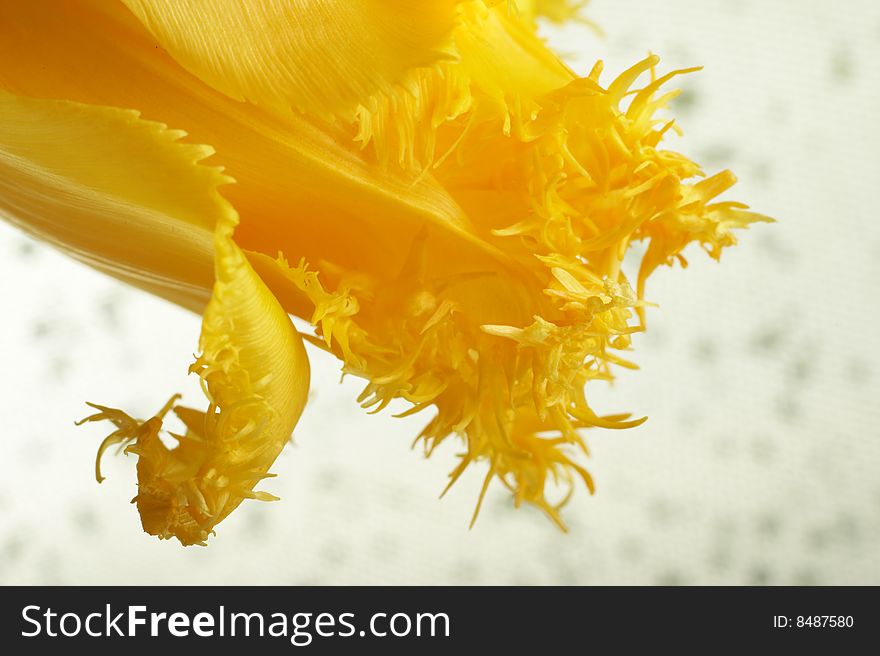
[129,213,310,545]
[0,90,310,544]
[0,0,504,296]
[285,5,772,525]
[121,0,461,117]
[0,90,221,310]
[455,1,574,99]
[2,1,770,534]
[80,217,311,545]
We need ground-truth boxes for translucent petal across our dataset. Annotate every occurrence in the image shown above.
[0,90,310,544]
[128,212,311,545]
[2,1,770,532]
[0,0,502,295]
[0,90,221,309]
[122,0,461,117]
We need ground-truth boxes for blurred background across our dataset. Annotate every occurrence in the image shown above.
[1,0,878,585]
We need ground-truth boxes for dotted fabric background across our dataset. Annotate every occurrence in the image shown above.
[1,0,878,585]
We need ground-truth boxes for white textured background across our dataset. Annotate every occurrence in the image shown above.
[1,0,878,585]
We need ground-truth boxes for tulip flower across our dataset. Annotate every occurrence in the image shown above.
[0,0,770,545]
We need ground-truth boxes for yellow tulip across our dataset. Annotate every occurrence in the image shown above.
[0,0,770,544]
